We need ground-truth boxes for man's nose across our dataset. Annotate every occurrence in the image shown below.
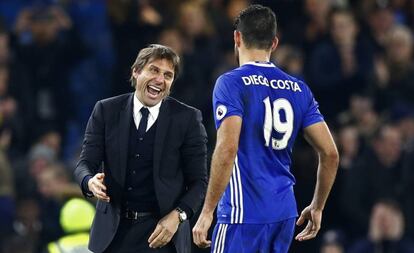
[154,73,165,82]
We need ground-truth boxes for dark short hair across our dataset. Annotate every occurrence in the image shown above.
[130,44,180,88]
[234,5,277,50]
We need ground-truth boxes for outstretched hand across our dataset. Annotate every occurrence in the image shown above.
[295,205,322,241]
[88,173,110,202]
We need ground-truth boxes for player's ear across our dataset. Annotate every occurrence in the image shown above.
[234,30,241,48]
[271,37,279,52]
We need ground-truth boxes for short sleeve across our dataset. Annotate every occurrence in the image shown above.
[212,74,244,129]
[302,83,324,128]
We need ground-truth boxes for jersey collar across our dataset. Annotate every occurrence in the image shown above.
[242,61,276,68]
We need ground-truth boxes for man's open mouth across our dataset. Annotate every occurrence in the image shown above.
[147,85,162,97]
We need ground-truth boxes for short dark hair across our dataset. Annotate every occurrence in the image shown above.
[130,44,180,87]
[234,5,277,50]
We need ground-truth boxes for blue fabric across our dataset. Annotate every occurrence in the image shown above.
[211,218,296,253]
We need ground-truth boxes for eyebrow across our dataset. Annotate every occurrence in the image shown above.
[148,64,174,76]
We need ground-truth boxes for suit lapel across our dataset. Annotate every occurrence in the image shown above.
[119,93,134,186]
[153,98,171,175]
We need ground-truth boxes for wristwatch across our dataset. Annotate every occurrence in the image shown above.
[175,207,187,223]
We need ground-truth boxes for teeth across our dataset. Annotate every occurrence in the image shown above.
[148,85,161,92]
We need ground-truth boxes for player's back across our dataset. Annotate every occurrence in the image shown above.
[213,62,323,224]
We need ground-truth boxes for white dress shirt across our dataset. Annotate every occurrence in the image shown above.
[133,94,162,131]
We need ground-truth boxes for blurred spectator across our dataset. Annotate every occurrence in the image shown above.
[35,163,82,253]
[337,126,360,170]
[14,131,59,199]
[108,0,164,95]
[209,0,249,52]
[342,125,405,237]
[62,0,115,161]
[284,0,331,55]
[401,132,414,238]
[307,8,374,119]
[0,25,31,158]
[46,198,94,253]
[370,25,414,111]
[0,138,14,241]
[1,234,35,253]
[389,0,411,25]
[12,4,86,144]
[391,105,414,149]
[11,198,41,252]
[337,95,380,143]
[349,199,414,253]
[365,5,396,54]
[176,1,218,80]
[320,230,346,253]
[324,125,360,230]
[273,45,305,80]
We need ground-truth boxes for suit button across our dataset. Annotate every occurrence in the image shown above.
[128,187,132,191]
[135,154,140,158]
[139,137,143,141]
[132,170,136,174]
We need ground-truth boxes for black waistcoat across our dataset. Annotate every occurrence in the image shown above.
[123,114,158,212]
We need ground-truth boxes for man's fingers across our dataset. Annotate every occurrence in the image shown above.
[198,239,211,248]
[149,227,168,248]
[297,227,318,241]
[295,221,312,241]
[296,215,305,226]
[93,181,107,191]
[192,226,211,248]
[95,191,109,200]
[295,221,320,241]
[96,173,105,179]
[148,224,163,245]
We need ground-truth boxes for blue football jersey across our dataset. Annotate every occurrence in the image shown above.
[213,62,324,224]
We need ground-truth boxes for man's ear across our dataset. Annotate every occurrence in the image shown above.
[234,30,242,48]
[132,67,140,79]
[271,37,279,52]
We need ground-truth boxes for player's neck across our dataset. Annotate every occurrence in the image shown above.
[238,49,271,66]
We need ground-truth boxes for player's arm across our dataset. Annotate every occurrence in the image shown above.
[296,121,339,241]
[193,115,242,248]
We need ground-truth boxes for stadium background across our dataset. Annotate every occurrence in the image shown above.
[0,0,413,252]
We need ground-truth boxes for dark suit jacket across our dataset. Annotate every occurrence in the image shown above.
[74,93,208,253]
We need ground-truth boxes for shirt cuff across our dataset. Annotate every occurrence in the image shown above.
[82,175,93,197]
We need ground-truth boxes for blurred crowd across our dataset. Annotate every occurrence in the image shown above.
[0,0,413,252]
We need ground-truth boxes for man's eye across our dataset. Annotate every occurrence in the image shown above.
[150,67,158,74]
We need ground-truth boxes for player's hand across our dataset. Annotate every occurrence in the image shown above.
[148,210,180,248]
[87,173,110,202]
[295,205,322,241]
[192,211,213,248]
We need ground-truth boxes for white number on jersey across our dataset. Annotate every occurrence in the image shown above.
[263,97,294,150]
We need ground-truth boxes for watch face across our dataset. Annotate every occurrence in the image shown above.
[180,212,187,221]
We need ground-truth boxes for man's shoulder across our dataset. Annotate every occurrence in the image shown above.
[99,93,132,107]
[164,97,200,114]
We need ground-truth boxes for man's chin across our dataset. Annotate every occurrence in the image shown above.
[143,96,163,106]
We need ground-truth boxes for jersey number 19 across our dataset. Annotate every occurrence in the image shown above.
[263,97,294,150]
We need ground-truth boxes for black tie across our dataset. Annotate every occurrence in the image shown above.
[138,107,150,136]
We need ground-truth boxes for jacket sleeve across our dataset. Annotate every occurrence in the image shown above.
[74,101,105,197]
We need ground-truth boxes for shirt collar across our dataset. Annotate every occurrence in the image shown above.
[133,94,162,120]
[242,61,276,68]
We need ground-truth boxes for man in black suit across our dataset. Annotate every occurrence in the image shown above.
[74,44,208,253]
